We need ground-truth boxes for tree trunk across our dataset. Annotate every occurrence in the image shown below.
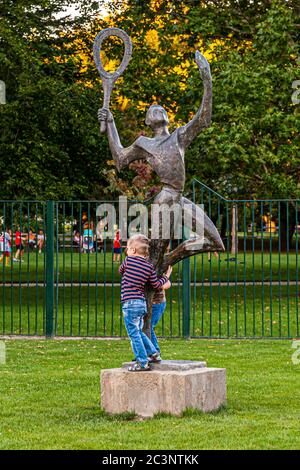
[279,202,296,252]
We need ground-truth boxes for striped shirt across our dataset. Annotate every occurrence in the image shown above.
[119,256,168,303]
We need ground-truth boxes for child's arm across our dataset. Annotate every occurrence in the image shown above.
[149,265,172,289]
[162,280,171,290]
[119,258,127,275]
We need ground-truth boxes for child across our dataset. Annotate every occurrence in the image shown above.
[14,227,24,262]
[27,230,36,250]
[37,230,44,254]
[113,229,121,262]
[83,224,94,253]
[150,242,171,355]
[119,234,172,371]
[0,229,12,266]
[132,283,170,363]
[150,282,170,357]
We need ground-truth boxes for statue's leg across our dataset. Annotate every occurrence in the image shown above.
[162,196,225,268]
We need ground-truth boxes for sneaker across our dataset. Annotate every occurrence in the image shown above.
[13,258,19,262]
[148,353,162,363]
[128,362,151,372]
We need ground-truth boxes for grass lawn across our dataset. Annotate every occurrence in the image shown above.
[0,251,299,284]
[1,285,299,338]
[1,251,299,338]
[0,339,299,450]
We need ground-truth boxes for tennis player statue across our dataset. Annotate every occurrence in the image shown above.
[95,28,224,336]
[97,40,224,267]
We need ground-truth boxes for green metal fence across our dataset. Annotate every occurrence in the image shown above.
[191,179,299,339]
[0,181,299,339]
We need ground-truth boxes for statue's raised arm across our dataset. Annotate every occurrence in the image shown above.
[98,108,147,172]
[178,51,212,150]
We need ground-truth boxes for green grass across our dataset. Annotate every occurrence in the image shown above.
[1,285,299,338]
[1,252,299,339]
[0,339,299,450]
[0,251,299,283]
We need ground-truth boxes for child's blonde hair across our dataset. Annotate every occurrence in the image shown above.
[127,234,149,256]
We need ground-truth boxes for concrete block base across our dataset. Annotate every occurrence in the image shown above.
[101,360,226,418]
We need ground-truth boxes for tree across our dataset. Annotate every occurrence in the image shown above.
[1,0,299,200]
[96,0,300,199]
[0,0,109,200]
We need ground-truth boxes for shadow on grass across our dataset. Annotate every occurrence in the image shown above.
[181,404,229,418]
[78,407,138,423]
[152,404,229,420]
[74,403,230,425]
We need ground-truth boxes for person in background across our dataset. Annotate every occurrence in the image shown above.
[113,229,121,262]
[81,213,88,232]
[83,224,94,253]
[37,229,44,254]
[14,227,24,262]
[0,228,12,266]
[27,230,36,251]
[208,251,219,262]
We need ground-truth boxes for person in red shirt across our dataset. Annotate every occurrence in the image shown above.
[113,229,121,263]
[14,227,24,262]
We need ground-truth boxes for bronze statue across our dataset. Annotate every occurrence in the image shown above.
[95,28,224,336]
[98,58,224,256]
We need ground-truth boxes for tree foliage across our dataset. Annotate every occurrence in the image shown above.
[0,0,109,200]
[95,0,300,199]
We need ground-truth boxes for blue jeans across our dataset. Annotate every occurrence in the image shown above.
[122,299,157,367]
[151,301,167,354]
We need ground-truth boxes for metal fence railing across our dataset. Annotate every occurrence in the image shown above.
[0,181,299,339]
[191,179,299,339]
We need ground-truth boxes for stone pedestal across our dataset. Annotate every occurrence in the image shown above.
[101,360,226,418]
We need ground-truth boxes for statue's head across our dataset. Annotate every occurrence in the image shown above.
[145,104,169,128]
